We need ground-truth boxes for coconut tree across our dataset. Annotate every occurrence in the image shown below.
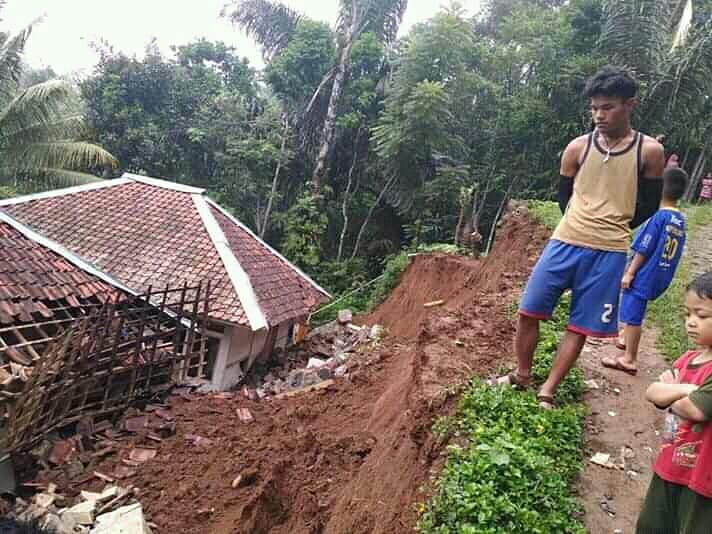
[226,0,408,191]
[0,10,116,192]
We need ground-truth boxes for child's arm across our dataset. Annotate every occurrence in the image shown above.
[646,382,698,408]
[671,376,712,423]
[622,252,647,289]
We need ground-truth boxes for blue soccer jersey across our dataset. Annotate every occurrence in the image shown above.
[629,208,686,300]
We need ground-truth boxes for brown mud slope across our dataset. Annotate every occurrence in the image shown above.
[69,209,548,534]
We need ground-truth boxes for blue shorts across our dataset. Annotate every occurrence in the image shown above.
[519,240,627,337]
[619,291,649,326]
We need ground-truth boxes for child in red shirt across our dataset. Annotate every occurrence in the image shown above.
[637,272,712,533]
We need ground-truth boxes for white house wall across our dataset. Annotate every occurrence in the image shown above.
[210,320,296,391]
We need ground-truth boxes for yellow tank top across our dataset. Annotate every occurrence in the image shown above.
[552,131,643,252]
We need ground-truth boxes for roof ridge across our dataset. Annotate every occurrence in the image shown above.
[0,178,131,207]
[204,198,331,299]
[122,173,205,194]
[192,194,268,332]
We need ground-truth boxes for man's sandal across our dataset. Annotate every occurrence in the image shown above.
[537,393,555,410]
[487,372,531,389]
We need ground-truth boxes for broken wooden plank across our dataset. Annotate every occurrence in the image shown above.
[274,379,336,400]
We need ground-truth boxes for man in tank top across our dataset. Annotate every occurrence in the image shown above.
[491,67,665,408]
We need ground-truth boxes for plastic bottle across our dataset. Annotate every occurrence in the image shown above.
[662,410,678,443]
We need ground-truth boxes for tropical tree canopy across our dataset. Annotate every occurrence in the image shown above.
[0,6,116,192]
[40,0,712,291]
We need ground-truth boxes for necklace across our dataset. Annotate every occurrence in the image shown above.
[598,131,629,163]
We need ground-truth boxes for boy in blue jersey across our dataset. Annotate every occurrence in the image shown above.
[603,167,689,375]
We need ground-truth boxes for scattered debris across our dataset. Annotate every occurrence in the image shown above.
[424,299,445,308]
[236,407,254,424]
[584,379,600,390]
[337,309,353,324]
[590,452,614,468]
[608,411,617,417]
[184,434,213,447]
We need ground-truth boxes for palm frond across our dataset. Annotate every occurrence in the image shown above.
[0,23,32,99]
[3,141,117,172]
[0,113,85,145]
[0,167,104,194]
[599,0,672,78]
[338,0,408,43]
[223,0,302,60]
[0,79,78,131]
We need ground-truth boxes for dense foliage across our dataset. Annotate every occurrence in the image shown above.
[7,0,711,295]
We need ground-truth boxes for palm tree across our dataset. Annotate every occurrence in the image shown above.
[226,0,407,191]
[0,9,116,192]
[599,0,712,195]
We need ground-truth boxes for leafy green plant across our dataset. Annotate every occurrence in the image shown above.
[527,200,561,231]
[417,296,585,534]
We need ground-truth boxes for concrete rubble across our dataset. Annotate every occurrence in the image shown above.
[243,311,384,398]
[10,483,152,533]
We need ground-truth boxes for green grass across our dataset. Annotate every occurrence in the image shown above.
[647,203,712,361]
[527,200,561,231]
[417,296,586,534]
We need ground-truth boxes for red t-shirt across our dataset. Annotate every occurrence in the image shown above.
[654,351,712,498]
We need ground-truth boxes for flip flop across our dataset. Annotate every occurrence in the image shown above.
[615,342,626,351]
[601,356,638,376]
[487,371,531,389]
[537,393,555,410]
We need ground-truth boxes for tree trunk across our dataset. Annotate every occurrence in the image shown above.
[454,201,466,247]
[351,174,396,259]
[485,177,518,255]
[337,128,363,261]
[260,116,289,239]
[311,33,355,191]
[686,143,709,202]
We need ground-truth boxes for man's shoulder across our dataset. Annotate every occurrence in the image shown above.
[639,133,665,157]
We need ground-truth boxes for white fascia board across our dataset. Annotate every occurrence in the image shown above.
[123,173,205,194]
[0,211,195,328]
[192,194,268,332]
[204,198,332,299]
[0,178,131,206]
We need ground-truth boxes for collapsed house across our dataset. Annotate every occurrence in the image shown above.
[0,174,330,391]
[0,214,210,459]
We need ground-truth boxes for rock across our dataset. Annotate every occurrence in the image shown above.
[42,512,77,534]
[232,468,258,488]
[287,370,304,390]
[337,309,353,324]
[63,499,96,525]
[316,367,333,380]
[236,408,254,424]
[307,358,327,369]
[81,490,103,502]
[49,439,76,465]
[302,370,322,387]
[335,365,348,378]
[369,325,384,339]
[92,502,152,533]
[34,492,56,508]
[100,486,119,501]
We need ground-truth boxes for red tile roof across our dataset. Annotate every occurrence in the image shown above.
[0,176,328,328]
[0,221,114,325]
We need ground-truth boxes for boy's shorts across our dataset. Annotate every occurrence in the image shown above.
[519,240,626,337]
[620,290,649,326]
[636,474,712,534]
